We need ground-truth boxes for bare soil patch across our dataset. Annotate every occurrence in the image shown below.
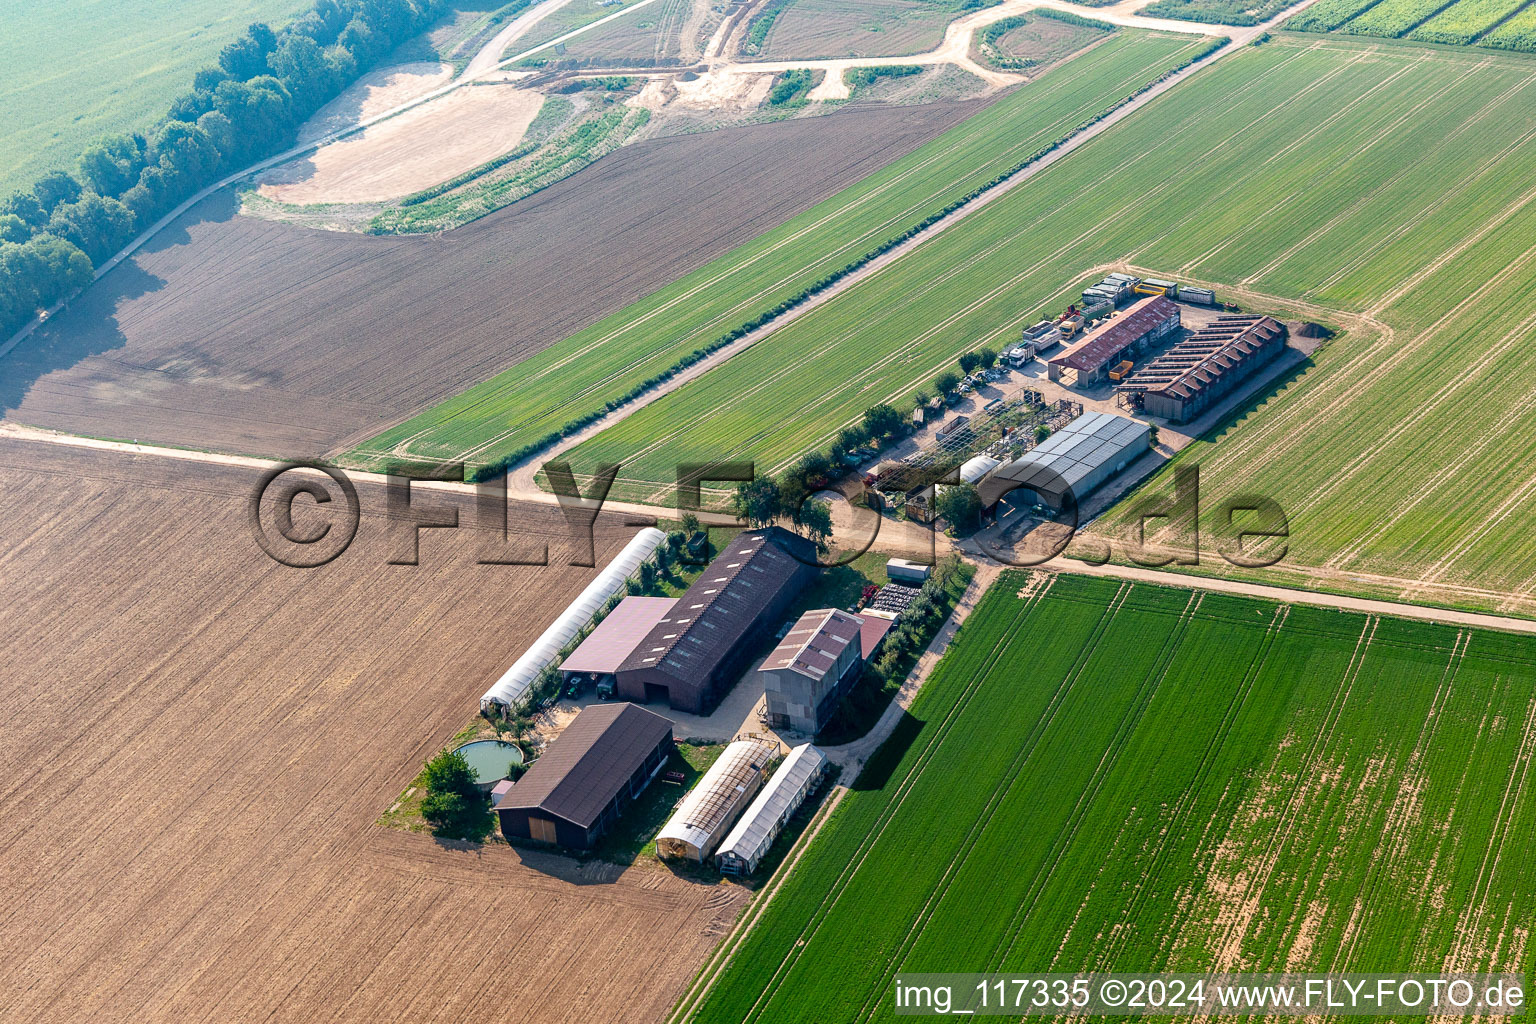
[0,439,745,1023]
[979,16,1105,69]
[260,81,544,204]
[295,61,455,145]
[3,99,983,459]
[760,0,960,59]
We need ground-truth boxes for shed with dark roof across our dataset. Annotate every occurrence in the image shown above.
[494,703,674,849]
[615,527,819,713]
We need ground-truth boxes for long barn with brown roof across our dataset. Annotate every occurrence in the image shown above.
[1118,314,1286,422]
[615,527,818,713]
[494,702,674,850]
[1047,295,1181,386]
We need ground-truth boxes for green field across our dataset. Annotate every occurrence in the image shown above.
[551,36,1536,610]
[1286,0,1536,49]
[0,0,311,195]
[1136,0,1294,27]
[346,30,1213,471]
[675,572,1536,1023]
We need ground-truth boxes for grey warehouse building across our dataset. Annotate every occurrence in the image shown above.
[615,527,819,713]
[979,411,1151,512]
[760,608,869,735]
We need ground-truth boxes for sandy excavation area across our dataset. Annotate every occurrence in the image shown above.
[260,81,544,204]
[0,439,747,1024]
[296,61,455,144]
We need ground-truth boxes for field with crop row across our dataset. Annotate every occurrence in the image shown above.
[678,572,1536,1024]
[347,31,1215,473]
[560,36,1536,610]
[1286,0,1536,49]
[1137,0,1295,27]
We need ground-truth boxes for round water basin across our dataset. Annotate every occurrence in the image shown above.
[454,740,525,789]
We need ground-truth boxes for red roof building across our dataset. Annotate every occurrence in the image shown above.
[1048,295,1180,386]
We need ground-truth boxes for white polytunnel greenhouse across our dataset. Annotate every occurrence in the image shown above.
[714,743,827,875]
[958,454,1001,485]
[656,738,776,862]
[480,527,665,713]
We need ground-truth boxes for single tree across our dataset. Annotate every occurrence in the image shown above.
[958,351,981,375]
[1035,424,1051,443]
[420,748,492,841]
[978,347,998,369]
[834,425,865,456]
[935,370,961,396]
[798,499,834,552]
[936,484,984,536]
[32,170,82,215]
[862,403,904,441]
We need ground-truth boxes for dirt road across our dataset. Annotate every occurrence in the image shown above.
[463,0,579,77]
[6,420,1531,636]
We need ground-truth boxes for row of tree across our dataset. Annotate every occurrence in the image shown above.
[729,401,916,546]
[1,0,453,340]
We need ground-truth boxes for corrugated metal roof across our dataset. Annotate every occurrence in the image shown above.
[1049,296,1180,373]
[494,703,673,828]
[980,412,1150,506]
[714,744,827,872]
[761,608,863,681]
[858,614,893,660]
[617,527,814,685]
[561,596,678,675]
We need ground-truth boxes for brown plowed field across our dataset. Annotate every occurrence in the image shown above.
[759,0,958,59]
[0,438,744,1024]
[1,99,982,461]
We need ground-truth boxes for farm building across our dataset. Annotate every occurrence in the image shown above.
[1118,315,1287,422]
[560,596,678,690]
[1047,296,1180,387]
[715,744,828,875]
[494,702,673,850]
[656,738,777,862]
[978,411,1151,512]
[761,609,868,735]
[481,527,665,713]
[614,527,818,713]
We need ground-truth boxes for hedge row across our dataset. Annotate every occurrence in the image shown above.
[468,35,1227,483]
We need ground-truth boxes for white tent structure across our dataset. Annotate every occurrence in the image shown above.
[480,527,665,713]
[958,454,1001,485]
[715,743,827,875]
[656,738,775,862]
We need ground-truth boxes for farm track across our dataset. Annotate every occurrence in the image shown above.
[685,575,1536,1022]
[365,29,1230,470]
[728,576,1071,1024]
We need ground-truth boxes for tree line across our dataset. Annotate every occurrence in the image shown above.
[1,0,454,340]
